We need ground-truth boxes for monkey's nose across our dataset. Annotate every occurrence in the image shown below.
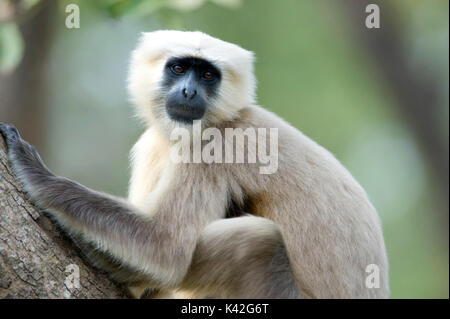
[182,88,197,99]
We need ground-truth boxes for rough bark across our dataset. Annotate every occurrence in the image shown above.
[0,138,127,299]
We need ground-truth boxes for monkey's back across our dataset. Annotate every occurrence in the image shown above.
[231,105,389,298]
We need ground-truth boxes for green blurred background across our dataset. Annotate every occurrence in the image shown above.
[0,0,448,298]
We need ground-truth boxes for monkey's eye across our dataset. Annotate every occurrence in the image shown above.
[171,65,185,74]
[202,71,214,80]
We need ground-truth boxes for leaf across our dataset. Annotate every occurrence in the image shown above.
[104,0,162,18]
[0,22,25,75]
[167,0,206,11]
[211,0,242,9]
[21,0,42,10]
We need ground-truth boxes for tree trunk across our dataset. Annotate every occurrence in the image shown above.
[0,139,127,298]
[0,0,54,153]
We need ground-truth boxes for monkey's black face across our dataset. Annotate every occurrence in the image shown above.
[163,57,221,123]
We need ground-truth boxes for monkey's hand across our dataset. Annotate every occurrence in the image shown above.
[0,122,53,195]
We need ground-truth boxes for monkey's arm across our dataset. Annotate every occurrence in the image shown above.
[0,123,227,288]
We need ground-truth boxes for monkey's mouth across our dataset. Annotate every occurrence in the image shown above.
[166,104,206,123]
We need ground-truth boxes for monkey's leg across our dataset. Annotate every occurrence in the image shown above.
[178,216,301,299]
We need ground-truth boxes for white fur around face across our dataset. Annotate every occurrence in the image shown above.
[127,30,256,132]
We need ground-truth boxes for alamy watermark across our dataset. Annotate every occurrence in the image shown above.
[365,264,380,289]
[169,120,279,174]
[64,263,80,289]
[65,4,80,29]
[365,4,380,29]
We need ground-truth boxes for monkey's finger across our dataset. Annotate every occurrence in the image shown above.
[0,122,21,149]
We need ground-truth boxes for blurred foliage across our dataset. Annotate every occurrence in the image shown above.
[0,22,23,73]
[99,0,241,18]
[0,0,238,72]
[0,0,42,73]
[0,0,448,298]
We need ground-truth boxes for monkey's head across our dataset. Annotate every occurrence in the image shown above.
[128,30,256,131]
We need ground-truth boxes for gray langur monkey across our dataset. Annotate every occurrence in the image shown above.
[0,30,388,299]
